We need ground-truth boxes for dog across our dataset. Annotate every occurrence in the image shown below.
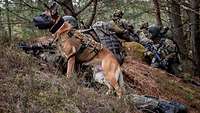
[33,2,125,97]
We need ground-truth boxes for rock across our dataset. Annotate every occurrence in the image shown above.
[123,42,145,61]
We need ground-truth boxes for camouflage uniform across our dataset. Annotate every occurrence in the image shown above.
[143,25,181,74]
[126,94,187,113]
[137,22,151,40]
[109,9,139,42]
[18,41,67,74]
[152,38,181,74]
[91,10,138,85]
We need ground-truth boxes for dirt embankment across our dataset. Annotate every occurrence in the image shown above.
[0,42,200,113]
[122,58,200,113]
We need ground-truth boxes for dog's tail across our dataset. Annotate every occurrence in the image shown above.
[116,66,125,91]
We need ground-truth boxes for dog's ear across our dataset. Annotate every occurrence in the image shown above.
[49,2,58,16]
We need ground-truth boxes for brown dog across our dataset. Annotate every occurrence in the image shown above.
[33,3,125,97]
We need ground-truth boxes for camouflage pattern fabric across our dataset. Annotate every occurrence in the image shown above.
[126,94,187,113]
[110,18,139,42]
[137,25,181,74]
[147,38,181,74]
[138,31,153,46]
[18,41,67,74]
[137,22,151,41]
[130,95,159,111]
[111,10,139,42]
[92,21,125,65]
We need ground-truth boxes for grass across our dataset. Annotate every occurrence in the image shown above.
[0,43,139,113]
[1,40,199,113]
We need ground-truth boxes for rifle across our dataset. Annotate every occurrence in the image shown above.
[18,43,56,55]
[145,43,168,69]
[127,31,140,42]
[119,20,140,42]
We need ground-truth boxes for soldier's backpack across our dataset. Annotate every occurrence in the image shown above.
[92,21,125,65]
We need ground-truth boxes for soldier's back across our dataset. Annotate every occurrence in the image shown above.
[92,21,125,65]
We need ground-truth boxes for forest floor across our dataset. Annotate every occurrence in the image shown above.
[0,41,200,113]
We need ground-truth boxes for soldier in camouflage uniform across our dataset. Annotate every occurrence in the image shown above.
[18,36,68,74]
[18,16,80,74]
[143,25,181,74]
[126,94,187,113]
[92,10,139,65]
[91,10,140,87]
[137,21,151,40]
[92,21,125,65]
[109,9,139,42]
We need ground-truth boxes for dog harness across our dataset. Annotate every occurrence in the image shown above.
[68,30,104,62]
[51,17,104,63]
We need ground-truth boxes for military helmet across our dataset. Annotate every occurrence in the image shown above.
[113,9,124,18]
[62,16,78,28]
[148,25,161,38]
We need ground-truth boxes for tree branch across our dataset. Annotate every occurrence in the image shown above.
[152,0,162,27]
[75,0,94,16]
[21,0,41,11]
[180,4,200,16]
[53,0,76,16]
[4,8,32,22]
[85,0,97,28]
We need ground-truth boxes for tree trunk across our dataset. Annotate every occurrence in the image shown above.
[191,0,200,76]
[54,0,75,16]
[152,0,162,27]
[5,0,12,42]
[61,0,75,16]
[168,0,187,59]
[0,7,3,37]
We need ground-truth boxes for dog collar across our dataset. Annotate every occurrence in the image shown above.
[50,17,65,34]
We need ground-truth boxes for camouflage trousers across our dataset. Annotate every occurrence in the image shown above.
[126,94,159,111]
[39,52,67,74]
[126,94,187,113]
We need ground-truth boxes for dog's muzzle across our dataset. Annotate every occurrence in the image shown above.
[33,15,53,29]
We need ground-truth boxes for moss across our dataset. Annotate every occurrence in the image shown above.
[123,42,145,61]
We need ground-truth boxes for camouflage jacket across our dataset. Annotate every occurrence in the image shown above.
[109,19,139,42]
[148,38,179,67]
[138,32,153,46]
[157,38,178,61]
[110,19,130,32]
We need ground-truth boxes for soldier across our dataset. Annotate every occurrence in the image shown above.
[126,94,187,113]
[92,21,125,65]
[109,9,139,42]
[144,25,182,74]
[137,21,151,40]
[91,10,138,65]
[18,16,80,74]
